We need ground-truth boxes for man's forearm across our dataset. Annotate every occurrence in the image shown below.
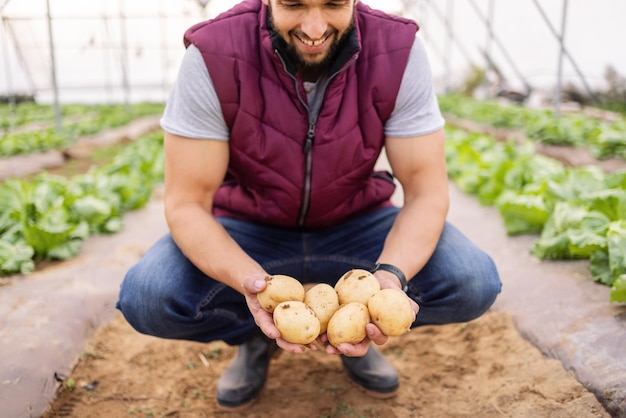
[166,204,265,294]
[375,193,448,286]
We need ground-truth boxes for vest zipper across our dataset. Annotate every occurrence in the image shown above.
[275,49,315,227]
[298,121,316,226]
[274,49,359,227]
[295,56,358,226]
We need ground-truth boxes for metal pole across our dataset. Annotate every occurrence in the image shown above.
[102,4,113,101]
[119,0,130,110]
[445,0,453,93]
[46,0,61,131]
[485,0,494,55]
[467,0,532,95]
[417,0,448,71]
[428,1,474,65]
[0,0,11,14]
[554,0,568,117]
[485,0,494,91]
[425,0,477,92]
[1,17,16,110]
[159,0,168,101]
[4,16,37,100]
[530,0,598,103]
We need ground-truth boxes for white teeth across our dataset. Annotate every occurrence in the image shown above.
[301,37,326,47]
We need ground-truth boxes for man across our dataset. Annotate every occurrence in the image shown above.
[117,0,501,411]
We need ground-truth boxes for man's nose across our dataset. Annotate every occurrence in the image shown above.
[300,8,328,40]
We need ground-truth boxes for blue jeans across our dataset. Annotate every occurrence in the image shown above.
[117,207,501,345]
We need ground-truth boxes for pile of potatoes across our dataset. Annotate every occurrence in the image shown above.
[257,269,414,347]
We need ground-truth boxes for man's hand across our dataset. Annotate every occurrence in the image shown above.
[374,271,419,320]
[320,322,388,356]
[321,277,418,357]
[243,272,418,357]
[242,274,319,354]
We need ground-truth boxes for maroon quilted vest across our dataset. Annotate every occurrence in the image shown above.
[184,0,418,228]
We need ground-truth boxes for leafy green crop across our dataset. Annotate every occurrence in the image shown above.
[439,93,626,160]
[0,132,164,275]
[445,126,626,303]
[0,102,164,157]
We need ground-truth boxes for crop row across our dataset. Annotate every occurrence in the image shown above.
[445,126,626,303]
[0,132,164,276]
[439,93,626,160]
[0,103,164,157]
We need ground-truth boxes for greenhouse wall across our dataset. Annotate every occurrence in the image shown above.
[1,0,625,104]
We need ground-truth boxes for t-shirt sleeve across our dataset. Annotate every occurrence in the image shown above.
[384,36,445,138]
[160,44,230,141]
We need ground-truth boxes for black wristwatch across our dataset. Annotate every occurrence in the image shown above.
[371,263,409,293]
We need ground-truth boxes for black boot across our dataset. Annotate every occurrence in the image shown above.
[341,345,399,398]
[216,332,278,410]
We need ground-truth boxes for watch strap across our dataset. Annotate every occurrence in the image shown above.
[371,263,409,292]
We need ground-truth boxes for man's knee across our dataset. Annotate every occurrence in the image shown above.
[414,251,501,325]
[456,255,501,321]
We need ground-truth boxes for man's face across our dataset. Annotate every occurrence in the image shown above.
[264,0,357,72]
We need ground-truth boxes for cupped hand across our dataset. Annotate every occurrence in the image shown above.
[320,322,387,356]
[242,274,318,354]
[375,274,420,320]
[319,275,419,357]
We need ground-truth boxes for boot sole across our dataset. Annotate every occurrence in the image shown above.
[348,379,399,399]
[216,396,261,412]
[361,387,399,399]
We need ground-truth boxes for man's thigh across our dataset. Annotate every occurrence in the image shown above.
[219,207,399,284]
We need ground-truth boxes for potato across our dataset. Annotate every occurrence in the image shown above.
[257,274,305,313]
[334,269,380,306]
[368,289,414,336]
[326,302,370,347]
[304,283,340,334]
[273,301,320,345]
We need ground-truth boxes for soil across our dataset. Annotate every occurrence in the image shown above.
[42,310,608,418]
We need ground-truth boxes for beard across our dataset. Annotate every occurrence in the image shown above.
[283,34,339,75]
[267,4,355,76]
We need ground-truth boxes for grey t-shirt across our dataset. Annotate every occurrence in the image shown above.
[161,36,444,140]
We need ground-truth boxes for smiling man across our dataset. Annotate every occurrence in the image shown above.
[266,0,356,80]
[117,0,501,411]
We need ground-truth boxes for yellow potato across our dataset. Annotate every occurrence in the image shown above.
[368,289,414,336]
[304,283,340,334]
[257,274,305,313]
[273,301,320,345]
[334,269,380,306]
[326,302,370,347]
